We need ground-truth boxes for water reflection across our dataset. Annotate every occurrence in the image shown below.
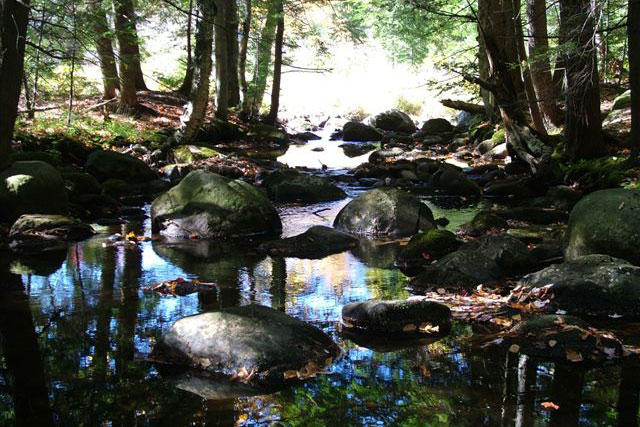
[0,199,638,426]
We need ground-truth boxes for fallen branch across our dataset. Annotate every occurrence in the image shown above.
[86,98,117,111]
[440,99,486,115]
[17,105,62,114]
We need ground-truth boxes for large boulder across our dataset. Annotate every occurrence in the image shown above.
[460,234,536,274]
[258,226,358,259]
[397,229,461,267]
[341,299,451,336]
[149,305,339,384]
[262,170,346,203]
[564,189,640,265]
[85,150,156,182]
[9,214,95,241]
[612,90,631,111]
[371,109,416,133]
[431,168,481,197]
[458,211,509,235]
[62,172,102,196]
[342,121,383,142]
[421,118,453,135]
[333,188,435,237]
[151,170,282,239]
[0,161,69,222]
[516,255,640,318]
[410,250,502,289]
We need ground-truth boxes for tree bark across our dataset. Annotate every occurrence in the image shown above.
[526,0,564,127]
[113,0,140,111]
[214,0,240,118]
[0,0,31,169]
[239,0,252,117]
[179,0,215,143]
[630,0,640,155]
[441,99,486,114]
[266,0,284,125]
[89,0,120,99]
[177,0,195,96]
[559,0,603,159]
[249,0,277,116]
[226,0,240,107]
[477,0,496,117]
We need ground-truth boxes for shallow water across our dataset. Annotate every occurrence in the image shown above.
[0,186,636,426]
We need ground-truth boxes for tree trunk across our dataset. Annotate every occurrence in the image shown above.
[498,0,527,110]
[112,0,147,94]
[560,0,603,159]
[177,0,195,96]
[89,0,120,99]
[249,1,278,116]
[179,0,215,143]
[226,0,240,107]
[239,0,252,117]
[266,0,284,125]
[214,0,240,118]
[526,0,564,127]
[113,0,140,112]
[0,0,31,169]
[513,0,546,133]
[477,0,496,118]
[630,0,640,155]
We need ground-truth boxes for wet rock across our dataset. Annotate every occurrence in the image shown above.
[164,371,280,401]
[495,206,568,225]
[544,185,582,211]
[485,142,508,160]
[397,229,461,268]
[0,161,69,222]
[368,147,405,163]
[476,139,497,155]
[161,163,194,181]
[341,299,451,335]
[564,189,640,265]
[333,188,435,237]
[518,254,640,318]
[342,121,383,142]
[258,226,358,259]
[339,143,377,158]
[246,123,288,145]
[262,170,346,203]
[458,211,509,235]
[150,304,339,384]
[460,234,536,274]
[372,109,416,133]
[421,118,453,135]
[410,250,502,289]
[198,118,245,142]
[10,214,95,241]
[483,179,530,198]
[431,168,481,197]
[171,145,222,164]
[495,315,622,363]
[151,170,282,239]
[85,149,156,182]
[293,131,321,141]
[350,238,403,269]
[62,172,102,196]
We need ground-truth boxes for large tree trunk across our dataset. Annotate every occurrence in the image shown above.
[0,0,31,169]
[526,0,564,127]
[239,0,252,117]
[214,0,240,118]
[177,0,195,96]
[248,1,278,116]
[226,0,240,107]
[513,0,546,133]
[89,0,120,99]
[266,0,284,125]
[498,0,527,110]
[559,0,603,159]
[113,0,140,112]
[477,0,496,118]
[630,0,640,155]
[179,0,215,143]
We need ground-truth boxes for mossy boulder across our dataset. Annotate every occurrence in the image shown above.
[150,304,339,385]
[397,229,461,266]
[151,170,282,239]
[564,189,640,265]
[518,255,640,318]
[62,172,102,196]
[0,161,69,222]
[421,118,453,135]
[372,109,416,133]
[171,145,222,164]
[333,188,435,237]
[612,90,631,111]
[262,170,346,203]
[247,123,288,145]
[85,150,156,182]
[258,226,358,259]
[10,214,95,241]
[12,150,62,167]
[341,299,451,336]
[460,234,536,274]
[459,211,509,235]
[198,118,245,142]
[342,121,383,142]
[410,250,502,289]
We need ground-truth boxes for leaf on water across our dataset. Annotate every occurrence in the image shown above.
[419,322,440,334]
[283,370,298,380]
[509,344,520,353]
[548,340,557,347]
[566,349,583,362]
[541,402,560,410]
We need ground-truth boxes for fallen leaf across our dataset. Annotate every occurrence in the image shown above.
[541,401,560,410]
[566,349,583,362]
[403,324,417,332]
[509,344,520,353]
[548,340,557,347]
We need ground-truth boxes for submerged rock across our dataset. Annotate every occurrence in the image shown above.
[85,149,156,182]
[10,214,95,241]
[151,170,282,239]
[458,211,509,235]
[460,234,536,275]
[0,161,69,222]
[341,299,451,336]
[397,229,461,269]
[258,226,358,259]
[342,121,383,142]
[410,250,502,290]
[564,189,640,265]
[431,168,481,197]
[339,143,377,158]
[262,170,346,203]
[371,109,416,133]
[150,305,339,384]
[333,188,435,237]
[517,254,640,318]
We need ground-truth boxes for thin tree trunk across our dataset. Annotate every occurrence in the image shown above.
[67,0,77,125]
[239,0,252,117]
[499,0,527,110]
[31,7,47,114]
[630,0,640,155]
[179,0,215,143]
[526,0,564,127]
[0,0,31,168]
[112,0,147,92]
[23,74,33,119]
[89,0,120,99]
[113,0,139,112]
[177,0,195,96]
[560,0,603,159]
[214,0,240,117]
[249,1,277,116]
[266,0,283,125]
[226,0,240,107]
[477,0,495,118]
